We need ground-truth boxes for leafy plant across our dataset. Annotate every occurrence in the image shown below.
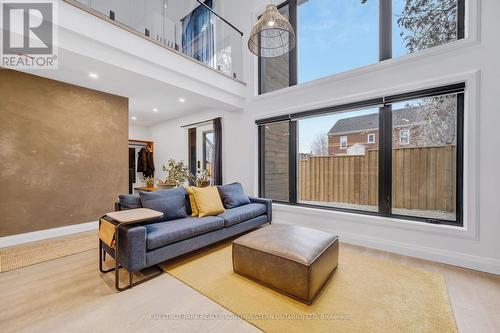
[192,168,212,187]
[142,176,155,187]
[160,159,191,187]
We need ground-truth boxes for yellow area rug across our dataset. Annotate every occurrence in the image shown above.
[162,242,457,333]
[0,231,97,273]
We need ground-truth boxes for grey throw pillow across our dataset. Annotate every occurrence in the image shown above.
[217,182,250,209]
[118,194,142,210]
[139,187,187,221]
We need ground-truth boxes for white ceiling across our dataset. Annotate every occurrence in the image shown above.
[21,48,237,126]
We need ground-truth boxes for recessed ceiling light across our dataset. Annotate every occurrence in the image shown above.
[153,108,159,112]
[131,116,137,120]
[179,98,185,103]
[89,73,99,79]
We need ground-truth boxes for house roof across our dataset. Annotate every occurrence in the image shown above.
[328,106,426,135]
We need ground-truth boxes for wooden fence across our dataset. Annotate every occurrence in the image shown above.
[299,145,456,212]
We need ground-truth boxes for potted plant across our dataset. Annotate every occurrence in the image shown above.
[192,168,212,187]
[158,159,191,189]
[143,176,155,188]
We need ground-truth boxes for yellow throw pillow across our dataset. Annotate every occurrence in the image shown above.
[186,187,199,217]
[192,186,225,217]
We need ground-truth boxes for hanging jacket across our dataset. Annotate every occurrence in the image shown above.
[129,148,136,183]
[137,147,155,178]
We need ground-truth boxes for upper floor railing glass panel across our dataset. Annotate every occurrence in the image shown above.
[71,0,243,81]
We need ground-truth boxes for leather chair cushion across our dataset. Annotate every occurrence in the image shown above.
[232,224,339,304]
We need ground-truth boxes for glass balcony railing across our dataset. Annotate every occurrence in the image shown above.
[67,0,243,81]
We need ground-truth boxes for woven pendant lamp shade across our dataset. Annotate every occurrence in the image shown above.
[248,4,296,58]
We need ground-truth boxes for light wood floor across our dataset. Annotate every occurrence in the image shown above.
[0,233,499,333]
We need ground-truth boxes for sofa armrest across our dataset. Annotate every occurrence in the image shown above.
[117,225,147,272]
[115,201,122,211]
[249,197,272,223]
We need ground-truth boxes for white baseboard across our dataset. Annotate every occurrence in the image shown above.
[0,221,98,248]
[274,220,500,275]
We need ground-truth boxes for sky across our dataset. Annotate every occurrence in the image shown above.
[296,0,409,153]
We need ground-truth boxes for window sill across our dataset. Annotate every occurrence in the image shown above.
[272,202,476,240]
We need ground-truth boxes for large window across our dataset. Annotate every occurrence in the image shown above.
[297,108,379,212]
[297,0,379,83]
[259,0,465,94]
[257,83,465,226]
[392,0,465,58]
[391,93,459,221]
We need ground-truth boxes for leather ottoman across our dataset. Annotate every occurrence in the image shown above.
[232,224,338,304]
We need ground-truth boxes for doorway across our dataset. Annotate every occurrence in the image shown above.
[187,123,214,183]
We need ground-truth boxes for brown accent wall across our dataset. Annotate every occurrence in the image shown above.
[0,69,128,237]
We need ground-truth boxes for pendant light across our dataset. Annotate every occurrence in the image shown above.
[248,4,296,58]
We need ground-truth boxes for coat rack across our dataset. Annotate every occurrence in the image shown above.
[129,139,154,153]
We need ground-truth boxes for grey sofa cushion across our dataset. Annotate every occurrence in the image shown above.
[217,182,251,209]
[118,194,142,210]
[139,188,187,221]
[145,216,224,250]
[218,203,267,227]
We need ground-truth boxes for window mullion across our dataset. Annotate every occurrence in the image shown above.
[379,0,392,61]
[258,125,265,197]
[378,104,392,215]
[456,93,464,225]
[289,0,298,87]
[457,0,465,39]
[289,120,298,204]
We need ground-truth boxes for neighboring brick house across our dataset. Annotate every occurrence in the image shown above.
[327,106,426,155]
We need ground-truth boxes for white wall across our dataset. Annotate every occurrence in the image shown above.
[127,0,500,274]
[147,108,251,185]
[129,125,152,141]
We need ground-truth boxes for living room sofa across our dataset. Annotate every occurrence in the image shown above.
[102,190,272,275]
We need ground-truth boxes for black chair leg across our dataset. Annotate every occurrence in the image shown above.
[113,264,163,292]
[99,223,163,291]
[99,241,116,274]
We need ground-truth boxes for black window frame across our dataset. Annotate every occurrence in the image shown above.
[257,83,465,227]
[258,0,466,95]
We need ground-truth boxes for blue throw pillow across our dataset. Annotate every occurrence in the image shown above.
[139,187,187,221]
[118,194,142,210]
[217,182,250,209]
